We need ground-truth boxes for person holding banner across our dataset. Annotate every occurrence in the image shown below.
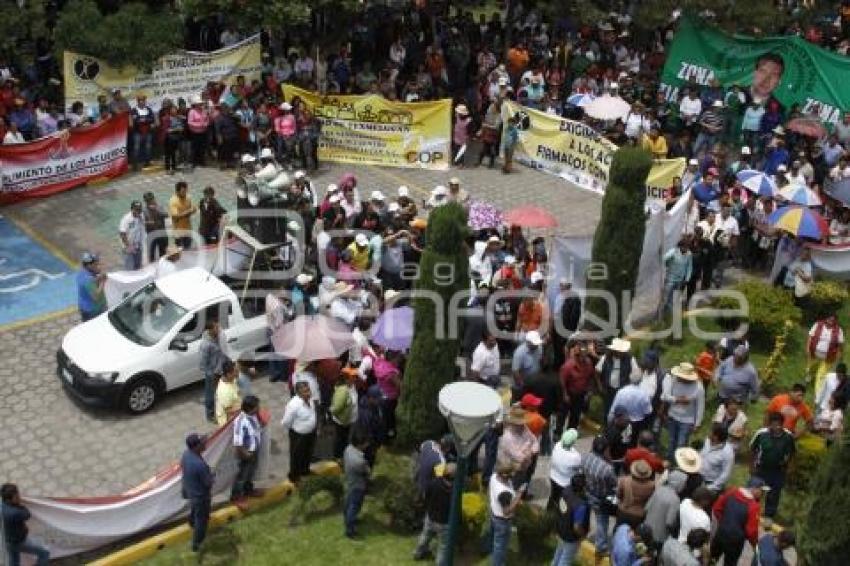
[180,433,214,553]
[1,483,50,565]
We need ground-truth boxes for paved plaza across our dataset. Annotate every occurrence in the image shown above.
[0,162,601,498]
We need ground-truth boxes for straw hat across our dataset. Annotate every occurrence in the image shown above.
[671,362,699,382]
[674,447,702,474]
[505,406,527,426]
[455,104,469,116]
[630,459,653,480]
[295,273,314,286]
[164,245,182,258]
[609,338,631,353]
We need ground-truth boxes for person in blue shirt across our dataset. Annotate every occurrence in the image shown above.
[76,252,107,321]
[611,522,654,566]
[753,530,795,566]
[180,433,214,552]
[1,483,50,565]
[763,137,790,176]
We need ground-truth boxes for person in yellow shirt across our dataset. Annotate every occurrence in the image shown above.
[347,233,371,272]
[169,180,197,249]
[215,360,241,425]
[641,127,668,159]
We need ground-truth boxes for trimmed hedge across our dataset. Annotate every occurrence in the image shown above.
[804,281,849,323]
[716,280,801,350]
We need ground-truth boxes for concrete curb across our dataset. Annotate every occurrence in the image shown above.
[89,461,341,566]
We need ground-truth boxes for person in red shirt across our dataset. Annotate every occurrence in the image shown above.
[558,345,595,434]
[710,477,766,565]
[765,383,814,437]
[694,341,718,385]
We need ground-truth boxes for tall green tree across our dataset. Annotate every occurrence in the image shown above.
[0,2,46,50]
[181,0,362,34]
[799,429,850,565]
[634,1,791,35]
[396,203,469,447]
[584,146,653,334]
[54,0,183,70]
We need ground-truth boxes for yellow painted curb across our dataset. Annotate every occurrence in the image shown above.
[89,462,342,566]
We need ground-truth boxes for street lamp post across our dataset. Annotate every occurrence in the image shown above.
[438,381,503,566]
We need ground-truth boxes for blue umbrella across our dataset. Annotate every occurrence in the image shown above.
[736,169,776,197]
[566,93,595,107]
[693,181,720,204]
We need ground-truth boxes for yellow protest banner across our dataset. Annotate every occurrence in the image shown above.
[645,158,687,209]
[63,35,262,111]
[282,84,451,170]
[503,101,686,198]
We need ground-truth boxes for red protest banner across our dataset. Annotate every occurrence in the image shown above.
[0,112,128,204]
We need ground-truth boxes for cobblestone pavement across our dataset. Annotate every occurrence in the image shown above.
[0,161,601,498]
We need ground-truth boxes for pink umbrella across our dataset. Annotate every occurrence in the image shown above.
[503,205,559,228]
[271,314,355,361]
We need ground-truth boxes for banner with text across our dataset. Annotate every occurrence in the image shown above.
[645,158,687,209]
[661,16,850,126]
[503,101,616,194]
[504,102,685,198]
[0,113,128,204]
[283,84,451,170]
[63,35,262,111]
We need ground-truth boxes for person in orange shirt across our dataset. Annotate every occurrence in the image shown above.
[506,42,529,82]
[516,295,543,333]
[765,383,814,437]
[694,341,718,385]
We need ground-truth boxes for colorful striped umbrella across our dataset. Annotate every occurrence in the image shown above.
[566,93,595,107]
[736,169,776,197]
[768,205,829,239]
[778,184,822,207]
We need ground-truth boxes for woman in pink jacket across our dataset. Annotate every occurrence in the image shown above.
[187,96,210,166]
[274,101,298,168]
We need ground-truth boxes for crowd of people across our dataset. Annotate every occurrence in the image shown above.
[7,1,850,565]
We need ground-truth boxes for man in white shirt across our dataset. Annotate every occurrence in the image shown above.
[119,200,147,270]
[712,206,740,288]
[547,428,582,508]
[677,487,712,543]
[487,463,525,564]
[815,363,848,413]
[231,395,263,502]
[470,333,501,388]
[281,381,318,482]
[679,90,702,127]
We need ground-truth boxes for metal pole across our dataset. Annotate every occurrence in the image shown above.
[444,452,468,566]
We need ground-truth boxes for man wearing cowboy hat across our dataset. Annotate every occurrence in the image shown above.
[660,362,705,462]
[596,337,640,418]
[453,104,472,165]
[497,406,539,489]
[447,177,470,207]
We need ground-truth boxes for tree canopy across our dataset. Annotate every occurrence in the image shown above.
[54,0,183,70]
[181,0,363,34]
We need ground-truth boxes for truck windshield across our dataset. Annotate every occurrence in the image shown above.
[108,283,188,347]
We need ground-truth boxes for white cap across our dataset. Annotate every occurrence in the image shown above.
[241,154,256,163]
[498,77,509,86]
[355,233,369,246]
[525,330,543,346]
[329,194,342,203]
[260,147,274,159]
[610,82,619,89]
[503,255,516,265]
[191,95,203,105]
[294,170,306,180]
[280,102,292,110]
[741,146,752,155]
[295,273,313,286]
[287,220,301,232]
[530,271,544,284]
[449,177,460,185]
[777,164,788,172]
[712,100,723,108]
[487,235,502,245]
[398,186,410,198]
[384,289,400,301]
[370,190,386,201]
[688,158,699,165]
[388,202,400,213]
[433,185,448,196]
[327,183,339,193]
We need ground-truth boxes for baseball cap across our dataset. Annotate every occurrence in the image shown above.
[398,186,410,198]
[530,271,544,284]
[81,251,99,264]
[355,233,369,246]
[370,190,386,201]
[525,330,543,346]
[746,476,770,491]
[688,158,698,165]
[143,191,155,201]
[741,146,751,155]
[294,170,306,180]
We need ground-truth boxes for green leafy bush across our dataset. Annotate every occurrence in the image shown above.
[786,433,828,492]
[514,503,554,557]
[804,281,849,323]
[297,474,344,504]
[380,476,425,533]
[716,280,801,350]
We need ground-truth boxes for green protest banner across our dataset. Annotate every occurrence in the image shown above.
[660,16,850,126]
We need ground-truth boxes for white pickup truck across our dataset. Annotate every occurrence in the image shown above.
[57,267,270,413]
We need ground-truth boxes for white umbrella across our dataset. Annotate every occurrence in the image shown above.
[584,94,631,121]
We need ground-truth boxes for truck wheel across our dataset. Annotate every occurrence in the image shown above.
[123,377,159,414]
